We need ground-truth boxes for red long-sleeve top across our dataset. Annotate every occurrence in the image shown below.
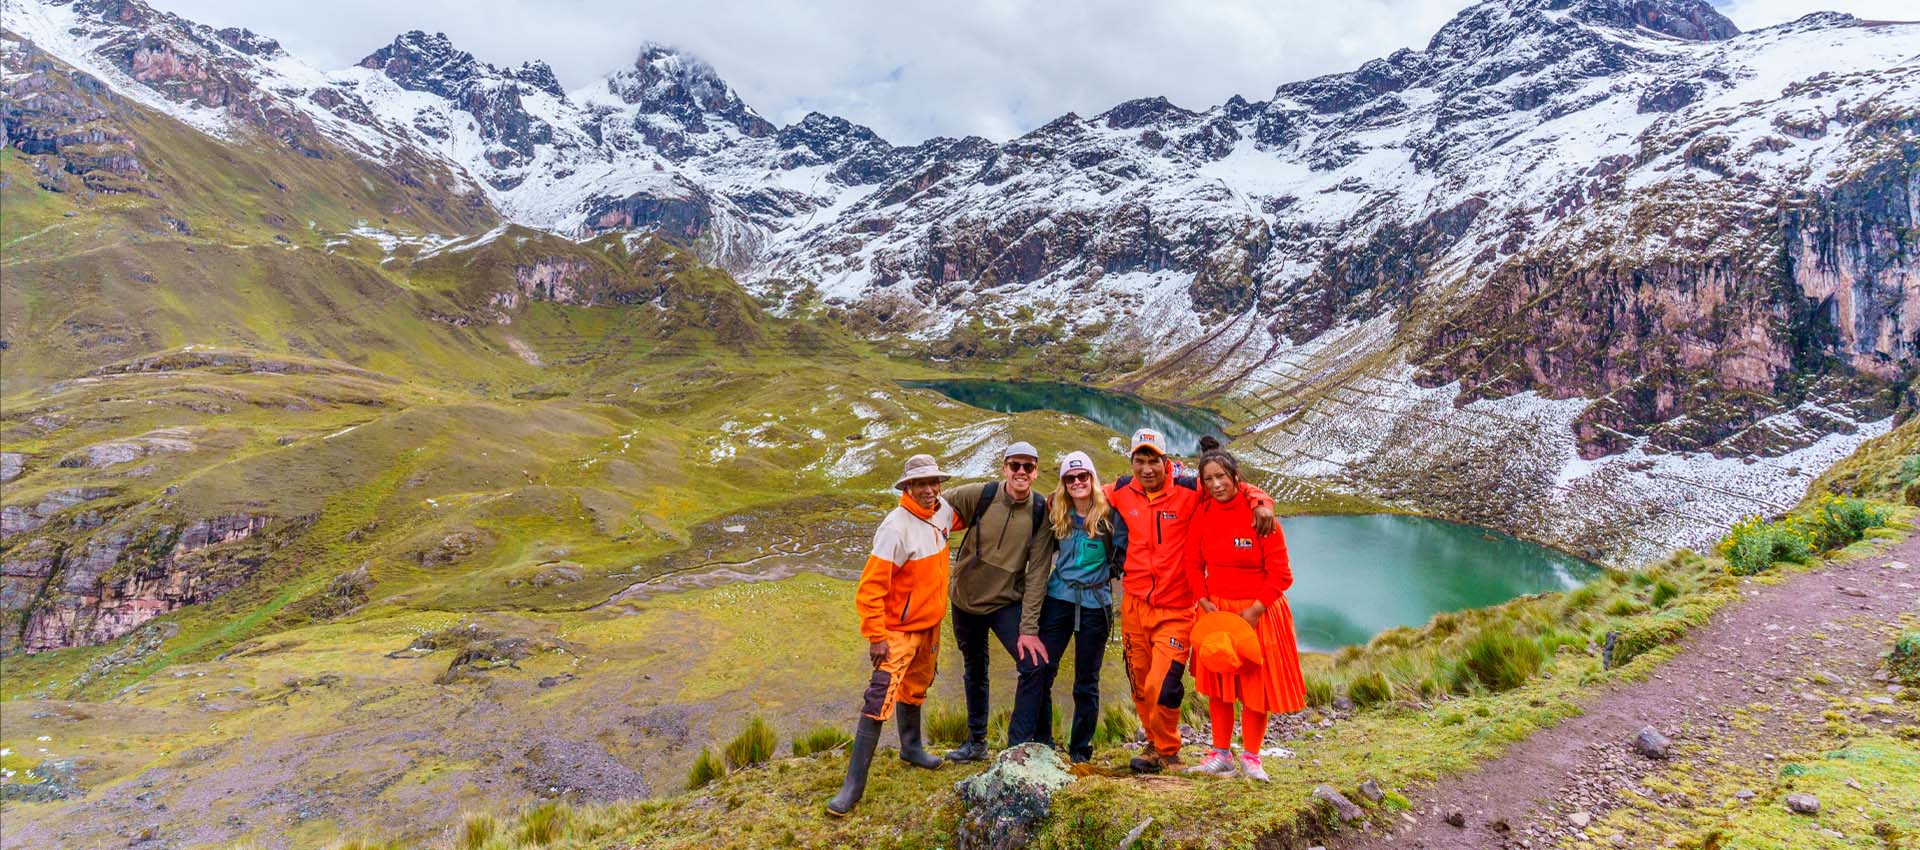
[1183,489,1291,605]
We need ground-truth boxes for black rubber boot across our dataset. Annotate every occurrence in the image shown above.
[896,703,945,769]
[945,737,989,763]
[825,717,882,817]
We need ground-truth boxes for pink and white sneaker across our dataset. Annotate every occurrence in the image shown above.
[1239,754,1270,782]
[1186,749,1236,776]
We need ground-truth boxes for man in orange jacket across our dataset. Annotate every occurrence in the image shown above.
[827,454,964,816]
[1106,428,1276,773]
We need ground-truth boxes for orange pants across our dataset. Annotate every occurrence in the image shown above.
[1121,595,1194,757]
[860,627,939,721]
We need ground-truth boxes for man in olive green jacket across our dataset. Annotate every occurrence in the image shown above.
[943,441,1055,762]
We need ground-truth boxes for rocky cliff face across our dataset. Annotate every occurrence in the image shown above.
[1,509,297,653]
[5,0,1917,562]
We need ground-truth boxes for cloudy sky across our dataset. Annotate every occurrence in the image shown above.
[152,0,1913,143]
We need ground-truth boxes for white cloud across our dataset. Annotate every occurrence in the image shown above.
[145,0,1908,143]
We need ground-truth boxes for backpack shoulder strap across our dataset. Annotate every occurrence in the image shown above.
[1030,492,1046,529]
[971,480,999,530]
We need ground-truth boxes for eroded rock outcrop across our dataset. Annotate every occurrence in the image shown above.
[2,512,297,653]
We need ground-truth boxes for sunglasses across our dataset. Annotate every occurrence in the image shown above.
[1005,461,1036,473]
[1062,472,1092,484]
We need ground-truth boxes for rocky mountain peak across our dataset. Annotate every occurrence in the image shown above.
[211,26,282,57]
[1426,0,1736,64]
[359,30,488,100]
[510,60,564,97]
[1100,96,1198,129]
[1558,0,1739,40]
[604,43,773,138]
[777,112,887,158]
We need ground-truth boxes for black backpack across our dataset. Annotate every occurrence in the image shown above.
[963,481,1047,558]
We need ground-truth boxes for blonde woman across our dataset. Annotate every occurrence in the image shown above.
[1028,450,1126,763]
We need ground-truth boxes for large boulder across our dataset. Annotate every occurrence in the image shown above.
[954,743,1075,850]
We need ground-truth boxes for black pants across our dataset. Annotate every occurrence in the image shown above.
[1031,595,1112,762]
[951,602,1050,745]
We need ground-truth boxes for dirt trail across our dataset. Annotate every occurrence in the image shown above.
[1336,535,1919,849]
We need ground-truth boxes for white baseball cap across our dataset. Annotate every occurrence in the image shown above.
[1129,428,1168,457]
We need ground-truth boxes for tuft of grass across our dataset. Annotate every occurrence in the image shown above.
[459,811,499,850]
[1305,674,1335,707]
[723,716,777,771]
[1605,596,1649,617]
[1649,579,1680,608]
[1347,670,1394,708]
[687,746,726,790]
[515,801,566,846]
[1093,704,1140,746]
[790,724,852,757]
[925,702,970,746]
[1458,628,1545,693]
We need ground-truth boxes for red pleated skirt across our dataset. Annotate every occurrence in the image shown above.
[1194,595,1307,714]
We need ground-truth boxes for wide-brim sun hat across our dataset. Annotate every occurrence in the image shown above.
[893,453,953,491]
[1193,610,1264,675]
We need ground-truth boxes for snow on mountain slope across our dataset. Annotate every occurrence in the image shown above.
[6,0,1917,563]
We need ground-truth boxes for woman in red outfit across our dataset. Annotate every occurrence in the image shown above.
[1181,441,1306,781]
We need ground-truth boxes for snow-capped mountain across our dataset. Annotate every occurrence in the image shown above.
[4,0,1917,562]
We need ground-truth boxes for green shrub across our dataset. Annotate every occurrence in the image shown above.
[1459,628,1545,693]
[1889,632,1920,687]
[1649,579,1680,608]
[1802,494,1891,551]
[516,801,566,846]
[1720,517,1813,576]
[722,716,777,771]
[1304,675,1335,708]
[1347,670,1393,708]
[687,746,726,790]
[459,812,498,850]
[1897,454,1920,486]
[925,702,969,746]
[791,725,851,757]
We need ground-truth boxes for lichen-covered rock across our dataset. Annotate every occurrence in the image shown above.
[954,743,1075,850]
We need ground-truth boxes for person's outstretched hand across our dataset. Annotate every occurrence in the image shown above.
[1016,635,1050,666]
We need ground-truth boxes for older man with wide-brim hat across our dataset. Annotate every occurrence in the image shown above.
[827,454,961,817]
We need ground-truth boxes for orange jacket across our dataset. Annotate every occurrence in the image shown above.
[855,492,964,642]
[1106,459,1271,610]
[1184,489,1291,605]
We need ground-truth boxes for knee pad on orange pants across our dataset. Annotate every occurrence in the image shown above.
[859,627,940,721]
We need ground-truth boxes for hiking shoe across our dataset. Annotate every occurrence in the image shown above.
[1239,754,1270,782]
[1185,749,1235,776]
[945,739,989,763]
